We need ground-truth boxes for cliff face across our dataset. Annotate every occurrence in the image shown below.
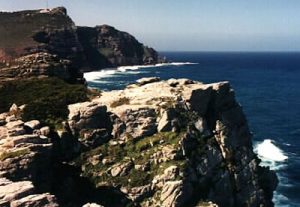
[78,25,159,71]
[0,7,161,82]
[0,78,278,207]
[0,7,83,83]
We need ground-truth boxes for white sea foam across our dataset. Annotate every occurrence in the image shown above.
[117,62,198,72]
[255,139,288,162]
[84,70,117,81]
[84,62,198,82]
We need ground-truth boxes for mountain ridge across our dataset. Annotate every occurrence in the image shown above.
[0,7,162,82]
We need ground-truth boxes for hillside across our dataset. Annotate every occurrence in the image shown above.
[78,25,159,71]
[0,7,162,82]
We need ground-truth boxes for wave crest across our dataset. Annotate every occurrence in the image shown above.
[256,139,288,162]
[84,62,198,82]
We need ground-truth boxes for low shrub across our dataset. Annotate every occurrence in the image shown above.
[0,77,88,128]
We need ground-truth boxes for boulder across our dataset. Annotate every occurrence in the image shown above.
[11,193,59,207]
[122,108,157,139]
[111,160,134,177]
[0,179,34,202]
[160,180,193,207]
[157,108,178,132]
[136,77,160,86]
[24,120,41,131]
[68,101,112,137]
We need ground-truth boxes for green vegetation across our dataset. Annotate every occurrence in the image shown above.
[0,148,30,161]
[110,97,130,108]
[75,131,186,188]
[0,77,88,128]
[0,9,73,49]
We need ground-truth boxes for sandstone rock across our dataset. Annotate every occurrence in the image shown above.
[111,160,134,177]
[157,108,178,132]
[68,101,111,137]
[24,120,40,131]
[11,193,59,207]
[122,108,157,139]
[9,104,19,113]
[0,113,7,126]
[39,126,51,137]
[125,184,152,202]
[182,84,213,116]
[0,179,34,202]
[82,203,104,207]
[160,180,193,207]
[136,77,160,86]
[6,120,24,130]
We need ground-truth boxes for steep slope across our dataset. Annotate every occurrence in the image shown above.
[78,25,160,71]
[0,78,277,207]
[0,7,162,82]
[0,7,83,83]
[0,7,78,61]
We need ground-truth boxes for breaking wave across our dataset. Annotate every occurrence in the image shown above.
[254,139,291,206]
[84,62,198,82]
[256,139,288,162]
[83,70,117,81]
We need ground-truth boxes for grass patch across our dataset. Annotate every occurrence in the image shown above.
[0,77,88,128]
[75,131,187,189]
[110,97,130,108]
[0,148,30,161]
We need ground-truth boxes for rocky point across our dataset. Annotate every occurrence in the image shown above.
[0,78,278,206]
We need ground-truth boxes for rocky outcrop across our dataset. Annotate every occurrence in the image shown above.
[71,78,278,207]
[77,25,161,71]
[0,105,58,206]
[0,78,277,206]
[0,7,162,82]
[0,7,83,83]
[0,52,78,83]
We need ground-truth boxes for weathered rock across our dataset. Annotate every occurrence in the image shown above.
[82,203,104,207]
[78,25,162,71]
[39,126,51,137]
[0,78,278,207]
[136,77,160,86]
[11,193,59,207]
[157,108,178,132]
[67,101,112,148]
[160,180,193,207]
[0,179,34,202]
[24,120,40,131]
[121,108,157,139]
[111,160,134,177]
[76,78,277,207]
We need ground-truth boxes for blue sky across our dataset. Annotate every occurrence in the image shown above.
[1,0,300,51]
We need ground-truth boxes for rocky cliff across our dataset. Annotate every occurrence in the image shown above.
[0,7,83,83]
[0,7,161,82]
[77,25,160,71]
[0,78,278,207]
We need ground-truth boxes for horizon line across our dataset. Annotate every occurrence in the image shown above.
[158,50,300,53]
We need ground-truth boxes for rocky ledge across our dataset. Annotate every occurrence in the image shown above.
[0,78,277,207]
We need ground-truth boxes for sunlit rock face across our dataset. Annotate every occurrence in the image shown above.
[70,78,278,207]
[0,78,277,206]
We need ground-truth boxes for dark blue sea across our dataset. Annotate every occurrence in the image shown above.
[84,52,300,207]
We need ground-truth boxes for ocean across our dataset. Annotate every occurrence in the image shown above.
[84,52,300,207]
